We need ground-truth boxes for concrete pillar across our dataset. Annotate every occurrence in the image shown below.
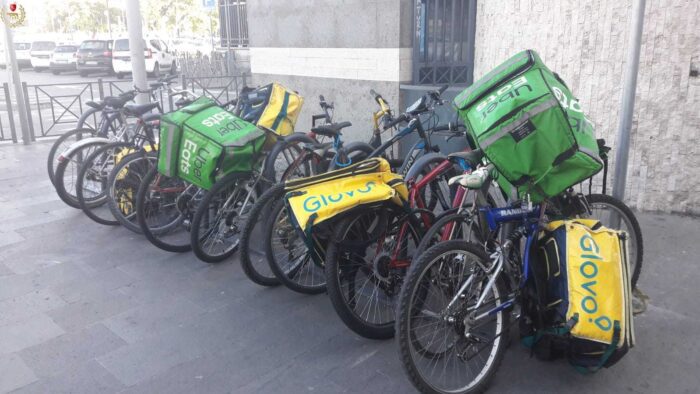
[613,0,646,201]
[1,0,31,144]
[125,0,149,104]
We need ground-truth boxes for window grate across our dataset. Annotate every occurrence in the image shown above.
[413,0,476,86]
[219,0,249,48]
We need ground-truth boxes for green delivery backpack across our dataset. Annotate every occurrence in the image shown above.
[453,50,602,202]
[158,97,266,190]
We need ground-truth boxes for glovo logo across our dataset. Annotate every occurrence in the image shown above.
[302,181,376,213]
[578,233,613,331]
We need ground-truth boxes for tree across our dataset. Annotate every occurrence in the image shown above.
[142,0,218,37]
[45,0,122,36]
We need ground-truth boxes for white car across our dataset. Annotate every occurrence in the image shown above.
[112,38,177,79]
[14,42,32,69]
[49,45,78,74]
[30,41,57,71]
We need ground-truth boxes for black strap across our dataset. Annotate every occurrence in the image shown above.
[552,145,577,166]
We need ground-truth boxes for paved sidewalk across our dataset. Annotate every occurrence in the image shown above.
[1,141,699,393]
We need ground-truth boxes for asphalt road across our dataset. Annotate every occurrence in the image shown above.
[1,141,699,393]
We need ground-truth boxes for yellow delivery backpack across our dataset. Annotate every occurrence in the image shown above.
[256,83,304,138]
[283,158,408,263]
[524,219,635,373]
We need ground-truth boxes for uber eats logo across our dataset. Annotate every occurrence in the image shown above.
[180,139,210,180]
[302,181,376,213]
[553,86,595,136]
[202,111,250,137]
[578,233,613,332]
[475,76,533,120]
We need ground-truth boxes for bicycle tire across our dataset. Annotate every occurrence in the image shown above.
[397,240,509,394]
[414,208,482,259]
[190,172,256,263]
[53,139,109,208]
[264,197,327,294]
[106,150,157,233]
[325,205,421,339]
[136,167,196,253]
[261,132,316,186]
[239,183,285,287]
[75,141,134,225]
[47,128,96,186]
[585,193,643,288]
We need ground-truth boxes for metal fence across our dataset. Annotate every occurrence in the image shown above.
[181,74,248,105]
[0,73,249,143]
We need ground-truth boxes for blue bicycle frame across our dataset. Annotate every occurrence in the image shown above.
[366,117,434,176]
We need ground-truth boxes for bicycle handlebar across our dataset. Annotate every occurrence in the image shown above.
[382,113,407,130]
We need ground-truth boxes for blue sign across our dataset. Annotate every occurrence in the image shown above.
[203,0,216,9]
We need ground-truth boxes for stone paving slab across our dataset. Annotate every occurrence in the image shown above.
[0,141,699,393]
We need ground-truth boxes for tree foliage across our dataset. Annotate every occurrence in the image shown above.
[44,0,218,37]
[45,0,122,35]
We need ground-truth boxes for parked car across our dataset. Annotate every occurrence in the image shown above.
[49,45,78,74]
[76,40,113,77]
[14,42,32,69]
[30,41,57,72]
[112,38,176,79]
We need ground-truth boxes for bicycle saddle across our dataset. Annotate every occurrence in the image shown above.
[448,149,484,169]
[311,121,352,138]
[104,96,129,109]
[124,102,160,116]
[85,100,105,110]
[142,113,161,123]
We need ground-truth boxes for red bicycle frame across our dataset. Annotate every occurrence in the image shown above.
[387,154,472,269]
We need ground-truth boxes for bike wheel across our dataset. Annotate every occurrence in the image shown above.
[397,240,508,394]
[47,128,96,186]
[264,198,326,294]
[262,133,315,185]
[414,209,482,259]
[325,206,421,339]
[239,184,285,286]
[75,141,134,225]
[584,193,643,287]
[190,173,257,263]
[107,150,157,233]
[54,140,108,208]
[136,167,200,253]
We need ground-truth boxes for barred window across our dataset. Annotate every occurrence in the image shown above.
[219,0,249,48]
[413,0,477,85]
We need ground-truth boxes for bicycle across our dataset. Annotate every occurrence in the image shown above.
[395,156,638,394]
[74,103,162,226]
[137,86,313,254]
[47,74,180,185]
[262,86,468,298]
[190,94,379,263]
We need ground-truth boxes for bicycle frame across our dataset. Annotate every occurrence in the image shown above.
[387,157,473,270]
[450,201,545,322]
[368,118,434,177]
